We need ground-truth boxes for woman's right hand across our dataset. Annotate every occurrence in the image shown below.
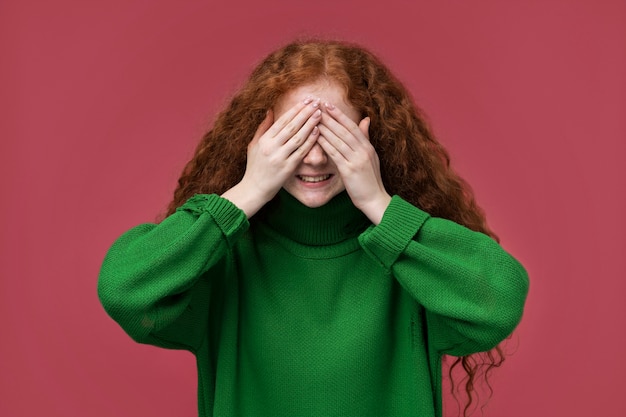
[221,97,322,218]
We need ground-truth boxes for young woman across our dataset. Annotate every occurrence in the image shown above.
[98,39,529,417]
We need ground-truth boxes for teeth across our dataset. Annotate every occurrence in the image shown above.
[299,174,331,183]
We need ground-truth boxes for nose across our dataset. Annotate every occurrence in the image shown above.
[302,141,327,165]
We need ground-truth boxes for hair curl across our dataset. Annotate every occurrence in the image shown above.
[166,39,507,416]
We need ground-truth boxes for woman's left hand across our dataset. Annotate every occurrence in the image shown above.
[317,102,392,225]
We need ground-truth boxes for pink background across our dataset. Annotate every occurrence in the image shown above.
[2,0,624,416]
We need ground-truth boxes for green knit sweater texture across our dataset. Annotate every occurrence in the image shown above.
[98,190,529,417]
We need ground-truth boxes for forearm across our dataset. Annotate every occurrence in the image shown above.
[98,194,248,343]
[359,195,529,354]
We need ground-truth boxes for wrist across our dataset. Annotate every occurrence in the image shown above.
[359,193,392,225]
[221,181,271,219]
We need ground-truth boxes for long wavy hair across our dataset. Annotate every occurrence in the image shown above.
[166,39,506,416]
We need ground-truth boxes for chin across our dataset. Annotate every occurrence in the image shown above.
[284,187,343,208]
[298,196,332,208]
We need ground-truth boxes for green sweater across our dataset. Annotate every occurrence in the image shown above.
[98,190,528,417]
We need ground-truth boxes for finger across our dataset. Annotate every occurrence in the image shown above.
[287,124,321,162]
[275,98,321,145]
[282,109,322,155]
[269,97,321,144]
[317,134,347,165]
[322,102,369,146]
[317,122,353,160]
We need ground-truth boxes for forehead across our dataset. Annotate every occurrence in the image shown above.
[274,80,360,123]
[283,79,346,101]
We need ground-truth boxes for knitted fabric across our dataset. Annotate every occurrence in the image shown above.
[98,190,528,417]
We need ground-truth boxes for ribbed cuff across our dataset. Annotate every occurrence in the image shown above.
[177,194,249,243]
[358,195,430,268]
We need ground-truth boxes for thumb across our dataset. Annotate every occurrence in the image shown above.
[251,109,274,145]
[359,116,371,139]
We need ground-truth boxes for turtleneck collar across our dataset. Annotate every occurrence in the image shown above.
[257,189,371,246]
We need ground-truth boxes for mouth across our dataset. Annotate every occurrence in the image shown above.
[297,174,333,183]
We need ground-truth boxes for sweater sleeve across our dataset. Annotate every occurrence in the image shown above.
[358,195,529,356]
[98,194,248,352]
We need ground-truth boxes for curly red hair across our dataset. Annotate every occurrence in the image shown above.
[166,39,507,416]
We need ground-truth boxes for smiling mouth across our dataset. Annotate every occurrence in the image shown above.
[297,174,332,183]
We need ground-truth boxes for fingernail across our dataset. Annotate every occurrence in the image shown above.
[312,98,321,108]
[313,109,321,117]
[312,126,319,135]
[303,96,313,104]
[325,102,335,110]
